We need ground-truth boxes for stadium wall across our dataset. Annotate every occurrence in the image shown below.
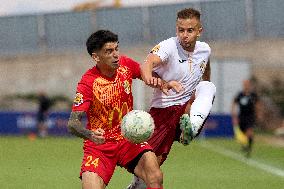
[0,0,283,55]
[0,41,283,113]
[0,0,283,114]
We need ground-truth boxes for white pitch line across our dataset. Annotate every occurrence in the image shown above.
[199,141,284,178]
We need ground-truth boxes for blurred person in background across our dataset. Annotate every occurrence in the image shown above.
[231,79,259,157]
[36,91,52,138]
[67,30,165,189]
[127,8,216,189]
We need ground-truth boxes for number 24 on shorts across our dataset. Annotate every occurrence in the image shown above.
[85,156,99,168]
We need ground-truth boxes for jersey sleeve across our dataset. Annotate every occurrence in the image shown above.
[205,42,212,57]
[121,56,141,79]
[72,76,93,112]
[234,93,241,103]
[150,39,171,62]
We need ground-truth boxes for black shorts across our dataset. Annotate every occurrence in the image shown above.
[239,118,255,132]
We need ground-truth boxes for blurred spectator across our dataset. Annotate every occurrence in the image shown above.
[231,79,259,157]
[36,91,52,138]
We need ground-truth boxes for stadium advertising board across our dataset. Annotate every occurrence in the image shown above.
[0,112,234,137]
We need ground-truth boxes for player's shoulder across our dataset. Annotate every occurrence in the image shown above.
[152,37,177,53]
[80,67,99,83]
[119,55,131,64]
[118,55,140,78]
[159,37,177,47]
[119,55,139,67]
[195,41,211,53]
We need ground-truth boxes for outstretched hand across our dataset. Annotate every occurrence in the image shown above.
[161,80,184,95]
[90,128,105,145]
[142,72,163,88]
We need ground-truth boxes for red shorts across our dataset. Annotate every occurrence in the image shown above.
[147,104,187,163]
[80,139,152,185]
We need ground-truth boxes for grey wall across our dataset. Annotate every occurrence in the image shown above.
[0,0,283,113]
[210,60,251,113]
[0,0,283,55]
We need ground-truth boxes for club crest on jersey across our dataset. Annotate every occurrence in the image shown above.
[73,93,83,106]
[150,44,160,53]
[123,81,130,94]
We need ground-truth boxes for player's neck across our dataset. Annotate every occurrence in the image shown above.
[243,90,251,95]
[96,65,116,78]
[182,43,196,53]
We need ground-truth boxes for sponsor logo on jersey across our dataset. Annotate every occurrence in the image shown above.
[150,44,160,53]
[123,80,130,94]
[73,93,83,106]
[179,59,187,63]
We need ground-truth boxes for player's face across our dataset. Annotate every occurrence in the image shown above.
[93,42,120,70]
[176,18,202,51]
[243,80,251,92]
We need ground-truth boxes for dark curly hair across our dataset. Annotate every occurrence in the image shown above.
[86,30,118,56]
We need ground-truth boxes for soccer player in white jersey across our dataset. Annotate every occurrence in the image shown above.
[127,8,216,189]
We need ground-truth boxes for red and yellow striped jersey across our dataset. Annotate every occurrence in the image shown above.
[72,56,140,142]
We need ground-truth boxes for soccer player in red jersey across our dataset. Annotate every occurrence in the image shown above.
[67,30,163,189]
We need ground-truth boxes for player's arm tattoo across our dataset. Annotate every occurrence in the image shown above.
[202,59,211,81]
[67,111,93,140]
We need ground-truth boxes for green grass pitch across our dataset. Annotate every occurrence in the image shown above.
[0,136,283,189]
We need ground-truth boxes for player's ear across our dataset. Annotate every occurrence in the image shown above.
[175,22,179,35]
[197,26,203,37]
[92,52,99,62]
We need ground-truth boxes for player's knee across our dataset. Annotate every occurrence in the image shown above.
[196,81,216,99]
[201,81,216,93]
[146,169,163,186]
[81,171,105,189]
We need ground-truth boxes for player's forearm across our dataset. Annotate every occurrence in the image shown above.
[202,61,211,81]
[67,111,92,140]
[231,102,237,116]
[202,71,210,81]
[141,54,162,83]
[231,103,239,125]
[202,59,211,81]
[141,57,154,82]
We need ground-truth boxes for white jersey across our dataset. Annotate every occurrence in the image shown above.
[151,37,211,108]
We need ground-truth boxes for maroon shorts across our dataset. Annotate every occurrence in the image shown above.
[147,104,187,163]
[80,139,152,185]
